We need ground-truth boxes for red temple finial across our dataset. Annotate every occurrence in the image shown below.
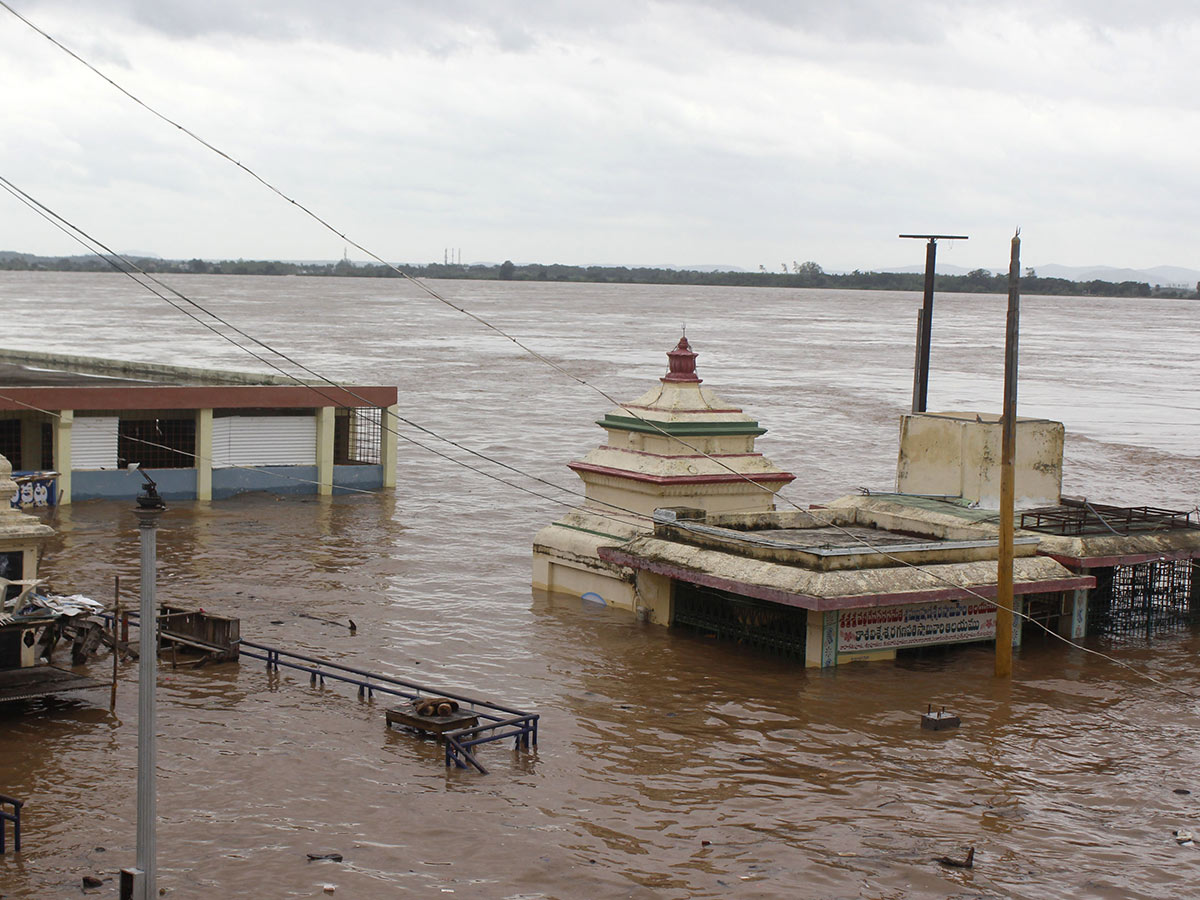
[662,335,701,383]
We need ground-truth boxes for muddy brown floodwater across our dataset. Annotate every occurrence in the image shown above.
[1,272,1199,898]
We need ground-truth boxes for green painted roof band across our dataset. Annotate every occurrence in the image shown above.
[599,415,766,437]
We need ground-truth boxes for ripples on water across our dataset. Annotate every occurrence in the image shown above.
[1,273,1199,898]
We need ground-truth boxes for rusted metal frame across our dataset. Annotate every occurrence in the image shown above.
[1023,503,1197,536]
[0,793,22,853]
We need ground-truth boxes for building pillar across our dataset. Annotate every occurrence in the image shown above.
[381,404,398,489]
[21,547,38,582]
[806,610,839,668]
[1011,597,1023,647]
[633,571,672,624]
[315,406,335,495]
[1075,592,1094,643]
[54,409,73,505]
[195,408,213,502]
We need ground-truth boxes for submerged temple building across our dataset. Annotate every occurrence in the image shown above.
[534,338,1200,667]
[532,336,794,609]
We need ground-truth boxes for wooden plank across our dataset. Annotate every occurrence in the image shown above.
[385,706,479,735]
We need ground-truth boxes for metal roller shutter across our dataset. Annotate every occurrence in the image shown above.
[72,417,119,469]
[211,416,316,468]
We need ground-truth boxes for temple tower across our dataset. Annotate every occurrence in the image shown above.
[532,337,794,611]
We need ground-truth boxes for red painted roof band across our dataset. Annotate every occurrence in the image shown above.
[598,547,1095,612]
[568,461,795,486]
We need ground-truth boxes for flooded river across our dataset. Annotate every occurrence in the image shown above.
[1,272,1199,898]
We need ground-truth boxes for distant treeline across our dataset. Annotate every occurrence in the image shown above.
[2,251,1195,299]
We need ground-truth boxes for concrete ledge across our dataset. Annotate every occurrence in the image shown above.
[0,347,299,386]
[72,468,197,502]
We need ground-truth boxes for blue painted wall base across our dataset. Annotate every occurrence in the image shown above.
[70,464,386,501]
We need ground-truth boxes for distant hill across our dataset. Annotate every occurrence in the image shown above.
[876,261,1200,286]
[1035,264,1200,287]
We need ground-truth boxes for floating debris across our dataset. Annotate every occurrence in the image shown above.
[934,846,975,868]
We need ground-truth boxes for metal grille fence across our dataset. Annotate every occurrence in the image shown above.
[1087,560,1199,640]
[672,583,808,661]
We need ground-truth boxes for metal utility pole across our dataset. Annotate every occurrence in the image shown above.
[995,229,1021,678]
[130,472,165,899]
[899,233,969,412]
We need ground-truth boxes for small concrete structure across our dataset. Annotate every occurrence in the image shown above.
[532,337,794,611]
[895,411,1064,508]
[0,349,398,503]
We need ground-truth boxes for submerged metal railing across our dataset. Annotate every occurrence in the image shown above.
[238,641,537,775]
[0,793,22,853]
[104,612,539,774]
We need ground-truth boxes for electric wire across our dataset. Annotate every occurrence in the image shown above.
[4,174,1187,700]
[0,175,653,529]
[0,1,797,503]
[4,2,1195,694]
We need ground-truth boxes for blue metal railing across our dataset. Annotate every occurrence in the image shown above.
[103,612,539,775]
[0,794,22,853]
[238,640,538,775]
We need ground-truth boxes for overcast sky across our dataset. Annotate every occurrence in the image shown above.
[1,0,1197,272]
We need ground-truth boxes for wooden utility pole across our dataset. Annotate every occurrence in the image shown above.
[899,233,969,412]
[996,230,1021,678]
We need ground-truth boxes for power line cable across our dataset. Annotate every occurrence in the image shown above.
[0,175,653,526]
[4,2,1193,695]
[6,163,1190,696]
[0,0,799,503]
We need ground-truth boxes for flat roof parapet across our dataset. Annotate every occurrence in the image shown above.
[650,506,1038,571]
[0,348,304,387]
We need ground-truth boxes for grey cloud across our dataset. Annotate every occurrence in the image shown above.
[17,0,1200,54]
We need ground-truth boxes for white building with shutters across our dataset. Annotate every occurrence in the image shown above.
[0,349,398,504]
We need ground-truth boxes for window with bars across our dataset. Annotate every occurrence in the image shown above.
[119,417,196,469]
[0,419,20,470]
[334,407,382,465]
[41,422,53,470]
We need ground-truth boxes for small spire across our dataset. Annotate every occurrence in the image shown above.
[662,335,702,384]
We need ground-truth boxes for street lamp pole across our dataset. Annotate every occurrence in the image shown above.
[133,473,165,900]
